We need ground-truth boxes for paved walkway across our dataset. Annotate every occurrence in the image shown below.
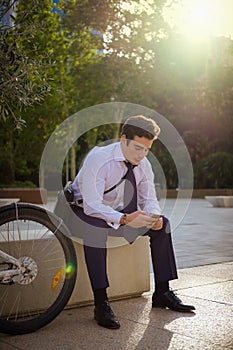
[166,199,233,268]
[0,199,232,350]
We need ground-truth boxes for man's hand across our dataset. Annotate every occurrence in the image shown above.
[126,211,157,228]
[148,214,163,230]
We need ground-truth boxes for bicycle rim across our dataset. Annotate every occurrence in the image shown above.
[0,203,77,335]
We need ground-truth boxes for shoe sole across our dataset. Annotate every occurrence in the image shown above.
[94,316,120,329]
[97,322,120,329]
[152,304,195,312]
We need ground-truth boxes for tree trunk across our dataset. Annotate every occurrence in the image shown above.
[8,129,15,184]
[70,143,76,180]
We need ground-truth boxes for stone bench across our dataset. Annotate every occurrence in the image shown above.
[68,236,150,306]
[205,196,233,208]
[0,236,150,314]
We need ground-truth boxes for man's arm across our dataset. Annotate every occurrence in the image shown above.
[78,151,123,227]
[137,159,161,215]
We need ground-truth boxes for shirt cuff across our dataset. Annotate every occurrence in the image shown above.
[106,212,123,230]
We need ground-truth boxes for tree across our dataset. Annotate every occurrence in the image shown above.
[0,0,114,183]
[194,152,233,189]
[0,0,63,128]
[60,0,171,177]
[19,1,172,182]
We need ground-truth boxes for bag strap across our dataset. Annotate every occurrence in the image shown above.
[103,174,126,194]
[72,174,127,205]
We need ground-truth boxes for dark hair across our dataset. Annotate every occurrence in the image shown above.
[121,115,160,141]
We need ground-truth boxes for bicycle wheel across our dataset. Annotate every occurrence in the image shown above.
[0,203,77,335]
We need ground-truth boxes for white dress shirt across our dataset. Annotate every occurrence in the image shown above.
[71,142,161,229]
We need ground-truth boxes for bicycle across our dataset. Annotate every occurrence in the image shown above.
[0,202,77,335]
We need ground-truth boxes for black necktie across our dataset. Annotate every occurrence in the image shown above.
[123,161,137,213]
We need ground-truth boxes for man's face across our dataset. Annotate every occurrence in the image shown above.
[121,135,153,165]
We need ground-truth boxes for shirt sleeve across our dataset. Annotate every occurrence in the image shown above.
[77,150,123,229]
[137,159,161,215]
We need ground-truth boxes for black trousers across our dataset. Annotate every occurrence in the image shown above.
[71,205,178,292]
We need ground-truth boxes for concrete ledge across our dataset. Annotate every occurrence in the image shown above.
[68,236,150,307]
[0,236,150,315]
[166,188,233,199]
[0,188,47,204]
[205,195,233,207]
[0,198,19,206]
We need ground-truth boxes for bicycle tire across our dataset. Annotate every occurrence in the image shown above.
[0,203,77,335]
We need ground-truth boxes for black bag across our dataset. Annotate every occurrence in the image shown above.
[55,174,127,218]
[54,181,77,235]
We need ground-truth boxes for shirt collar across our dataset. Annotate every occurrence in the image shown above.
[113,142,126,162]
[113,142,141,168]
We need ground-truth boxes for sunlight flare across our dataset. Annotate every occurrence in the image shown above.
[164,0,232,40]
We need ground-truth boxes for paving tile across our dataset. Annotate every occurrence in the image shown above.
[116,294,233,349]
[0,340,19,350]
[179,281,233,304]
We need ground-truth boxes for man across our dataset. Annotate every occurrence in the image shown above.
[71,115,195,329]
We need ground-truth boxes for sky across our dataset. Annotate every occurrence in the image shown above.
[164,0,233,39]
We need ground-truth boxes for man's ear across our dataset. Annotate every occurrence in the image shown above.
[121,134,126,142]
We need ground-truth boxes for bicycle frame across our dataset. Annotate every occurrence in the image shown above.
[0,248,22,283]
[0,248,39,285]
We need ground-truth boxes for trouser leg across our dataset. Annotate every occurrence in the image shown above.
[145,216,178,283]
[83,225,110,291]
[72,206,110,291]
[84,244,109,291]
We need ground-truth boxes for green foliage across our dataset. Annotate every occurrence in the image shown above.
[155,146,178,189]
[0,181,37,188]
[1,1,233,189]
[0,0,61,128]
[194,152,233,189]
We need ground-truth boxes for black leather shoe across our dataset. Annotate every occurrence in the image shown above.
[94,301,120,329]
[152,289,195,312]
